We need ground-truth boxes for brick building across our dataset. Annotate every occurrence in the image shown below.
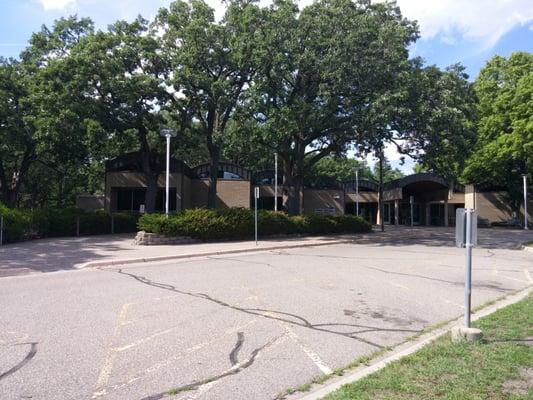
[102,153,531,227]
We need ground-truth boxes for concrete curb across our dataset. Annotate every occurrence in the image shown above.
[76,239,353,269]
[292,286,532,400]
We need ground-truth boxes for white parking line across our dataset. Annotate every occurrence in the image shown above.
[275,316,333,375]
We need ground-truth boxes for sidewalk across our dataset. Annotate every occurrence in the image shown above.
[0,234,353,277]
[1,226,530,278]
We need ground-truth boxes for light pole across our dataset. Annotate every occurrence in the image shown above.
[523,174,529,230]
[160,128,177,217]
[355,168,359,216]
[274,152,278,212]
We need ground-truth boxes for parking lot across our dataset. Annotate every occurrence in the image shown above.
[1,228,532,400]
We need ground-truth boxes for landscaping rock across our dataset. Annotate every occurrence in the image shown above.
[133,231,197,246]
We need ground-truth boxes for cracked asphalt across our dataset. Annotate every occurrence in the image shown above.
[0,227,532,400]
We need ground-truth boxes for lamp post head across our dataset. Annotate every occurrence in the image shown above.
[160,128,177,138]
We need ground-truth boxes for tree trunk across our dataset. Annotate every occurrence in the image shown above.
[2,188,19,208]
[207,143,220,209]
[283,161,303,216]
[138,124,158,213]
[0,162,31,208]
[145,172,158,213]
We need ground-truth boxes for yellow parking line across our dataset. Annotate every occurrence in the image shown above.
[92,302,134,398]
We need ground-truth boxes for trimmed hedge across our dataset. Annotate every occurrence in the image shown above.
[138,208,371,241]
[0,203,31,243]
[0,203,139,244]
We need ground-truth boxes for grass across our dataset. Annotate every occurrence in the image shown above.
[324,296,533,400]
[525,241,533,248]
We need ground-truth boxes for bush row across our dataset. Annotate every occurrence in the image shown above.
[138,208,372,241]
[0,203,139,243]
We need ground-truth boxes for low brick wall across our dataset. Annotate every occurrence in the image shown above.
[134,231,198,246]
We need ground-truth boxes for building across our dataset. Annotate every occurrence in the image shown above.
[103,154,531,227]
[104,152,251,212]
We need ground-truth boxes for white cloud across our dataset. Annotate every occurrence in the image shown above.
[39,0,76,11]
[391,0,533,50]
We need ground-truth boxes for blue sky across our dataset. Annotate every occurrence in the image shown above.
[1,0,533,172]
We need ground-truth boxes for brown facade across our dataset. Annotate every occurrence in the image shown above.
[105,171,185,212]
[104,155,528,226]
[303,189,345,215]
[190,179,251,209]
[465,186,533,226]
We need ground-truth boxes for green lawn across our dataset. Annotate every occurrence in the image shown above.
[325,296,533,400]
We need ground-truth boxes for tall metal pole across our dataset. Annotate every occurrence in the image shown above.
[524,174,528,230]
[410,195,414,227]
[274,152,278,212]
[254,187,259,245]
[379,150,384,232]
[165,134,171,217]
[355,168,359,217]
[464,208,473,328]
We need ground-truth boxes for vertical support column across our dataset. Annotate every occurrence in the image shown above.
[394,199,399,226]
[425,203,431,226]
[444,200,449,227]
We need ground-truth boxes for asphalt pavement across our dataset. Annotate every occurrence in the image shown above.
[0,227,531,400]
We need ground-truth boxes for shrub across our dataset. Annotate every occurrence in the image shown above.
[137,208,371,241]
[0,203,31,243]
[112,212,140,233]
[258,211,298,235]
[0,204,139,243]
[137,213,167,234]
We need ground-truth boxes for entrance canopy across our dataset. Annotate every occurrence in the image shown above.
[383,173,463,201]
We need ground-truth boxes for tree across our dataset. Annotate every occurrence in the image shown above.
[372,155,404,183]
[72,17,169,212]
[155,0,266,208]
[463,52,533,209]
[243,0,419,214]
[0,17,94,207]
[386,62,477,180]
[305,156,373,188]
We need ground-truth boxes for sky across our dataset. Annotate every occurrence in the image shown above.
[1,0,533,173]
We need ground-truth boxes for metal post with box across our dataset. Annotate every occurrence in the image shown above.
[455,208,477,327]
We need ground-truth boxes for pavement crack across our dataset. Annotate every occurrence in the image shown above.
[113,268,387,348]
[140,334,283,400]
[0,342,37,381]
[229,332,244,366]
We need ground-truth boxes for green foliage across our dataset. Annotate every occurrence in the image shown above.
[1,1,481,214]
[305,157,374,188]
[138,208,371,240]
[393,63,477,179]
[237,0,420,214]
[463,52,533,207]
[325,297,533,400]
[0,202,31,243]
[0,203,138,243]
[372,156,405,183]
